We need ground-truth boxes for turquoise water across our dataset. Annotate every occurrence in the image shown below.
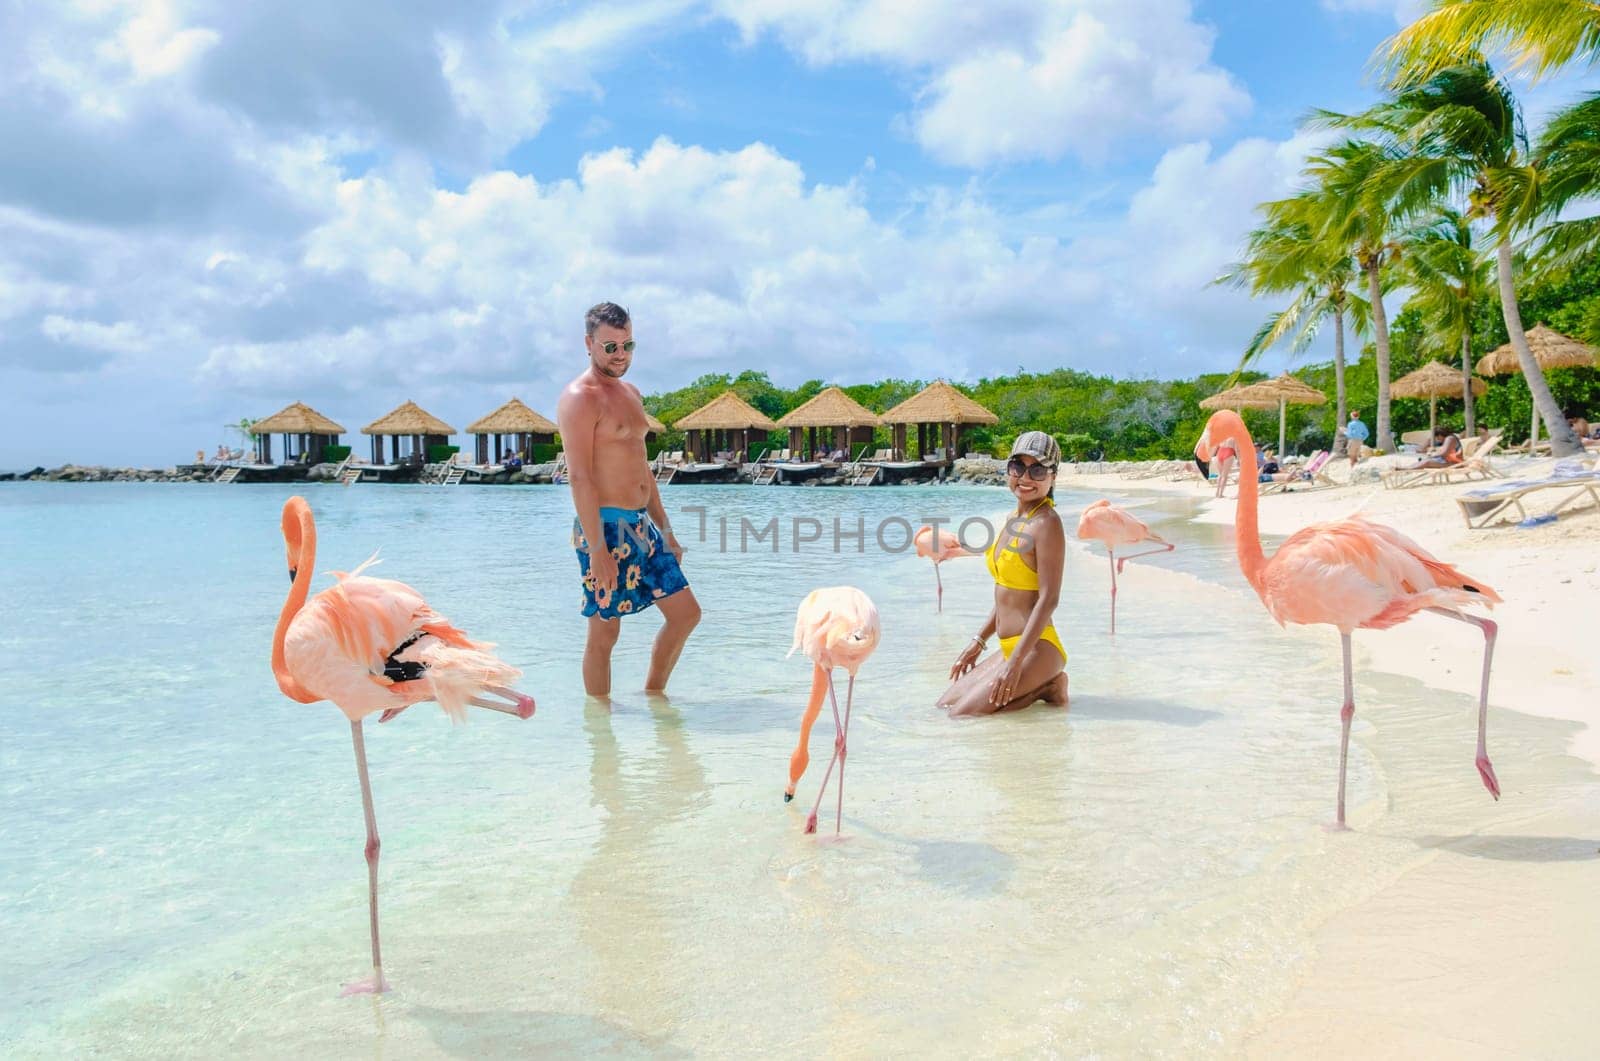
[0,482,1585,1056]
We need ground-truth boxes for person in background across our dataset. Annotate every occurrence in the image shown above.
[1412,425,1463,469]
[1344,410,1370,467]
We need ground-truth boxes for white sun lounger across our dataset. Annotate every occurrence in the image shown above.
[1455,460,1600,529]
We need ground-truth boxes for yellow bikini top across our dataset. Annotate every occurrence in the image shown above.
[987,497,1053,591]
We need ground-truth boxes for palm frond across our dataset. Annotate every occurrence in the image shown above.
[1382,0,1600,86]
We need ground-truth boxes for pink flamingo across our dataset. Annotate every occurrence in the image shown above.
[1202,410,1502,828]
[272,496,535,995]
[784,587,881,834]
[1075,499,1174,634]
[914,525,975,612]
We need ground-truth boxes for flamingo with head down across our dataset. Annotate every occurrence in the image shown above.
[272,496,535,995]
[784,587,881,835]
[1201,410,1503,828]
[1075,499,1174,634]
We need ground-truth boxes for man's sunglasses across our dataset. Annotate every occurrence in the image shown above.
[1006,457,1054,481]
[598,340,636,354]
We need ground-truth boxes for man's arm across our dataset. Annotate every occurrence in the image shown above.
[557,385,616,595]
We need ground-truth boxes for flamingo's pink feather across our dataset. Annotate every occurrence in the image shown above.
[1076,499,1166,551]
[284,572,521,723]
[914,526,971,563]
[1257,517,1499,632]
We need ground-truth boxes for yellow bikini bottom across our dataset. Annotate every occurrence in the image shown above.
[998,625,1066,663]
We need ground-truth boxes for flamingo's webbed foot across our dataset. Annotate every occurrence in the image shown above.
[339,973,392,997]
[1476,755,1501,800]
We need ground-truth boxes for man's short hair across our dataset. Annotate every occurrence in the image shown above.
[585,302,630,337]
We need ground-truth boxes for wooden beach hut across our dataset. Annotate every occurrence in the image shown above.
[775,386,882,462]
[644,412,666,442]
[250,401,346,466]
[466,398,557,464]
[880,381,998,467]
[672,391,778,464]
[362,400,457,466]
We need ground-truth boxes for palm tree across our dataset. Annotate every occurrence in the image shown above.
[1383,0,1600,85]
[1298,140,1407,451]
[1532,91,1600,268]
[1399,208,1495,433]
[1347,62,1584,454]
[1215,206,1370,432]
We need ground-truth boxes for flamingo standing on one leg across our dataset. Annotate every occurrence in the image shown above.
[1075,499,1175,635]
[783,587,881,835]
[1201,411,1503,828]
[914,525,975,612]
[271,496,535,995]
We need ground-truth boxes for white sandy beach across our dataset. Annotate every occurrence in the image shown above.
[1068,452,1600,1057]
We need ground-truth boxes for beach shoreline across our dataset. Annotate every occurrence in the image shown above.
[1066,456,1600,1057]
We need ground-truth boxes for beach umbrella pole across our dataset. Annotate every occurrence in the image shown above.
[1430,396,1437,441]
[1278,400,1286,458]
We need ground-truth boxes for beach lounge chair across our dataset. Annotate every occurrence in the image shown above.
[1258,450,1334,494]
[1399,429,1432,452]
[1383,431,1504,490]
[1455,459,1600,528]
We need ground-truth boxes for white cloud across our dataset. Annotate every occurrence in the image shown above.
[1319,0,1428,26]
[713,0,1250,166]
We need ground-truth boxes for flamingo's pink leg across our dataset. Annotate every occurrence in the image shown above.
[835,673,856,835]
[469,687,537,719]
[1108,549,1118,636]
[1428,608,1500,799]
[806,671,844,834]
[341,720,391,996]
[1335,631,1354,829]
[934,562,944,613]
[1114,541,1175,572]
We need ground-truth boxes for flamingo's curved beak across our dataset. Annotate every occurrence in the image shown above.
[288,567,298,584]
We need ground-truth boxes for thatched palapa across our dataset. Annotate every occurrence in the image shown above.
[776,386,881,460]
[1202,375,1325,457]
[673,391,778,462]
[251,401,346,465]
[1393,361,1487,439]
[363,400,456,465]
[466,398,557,464]
[879,381,997,464]
[1476,325,1598,446]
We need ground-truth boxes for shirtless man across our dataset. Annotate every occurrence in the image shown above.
[557,302,700,698]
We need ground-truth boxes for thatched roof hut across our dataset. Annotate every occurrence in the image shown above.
[362,400,456,464]
[879,381,997,464]
[776,386,882,460]
[466,398,557,464]
[251,401,346,465]
[673,391,778,462]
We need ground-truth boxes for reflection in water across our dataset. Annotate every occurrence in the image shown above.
[568,694,708,1041]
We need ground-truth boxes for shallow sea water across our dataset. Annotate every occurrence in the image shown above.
[0,481,1591,1057]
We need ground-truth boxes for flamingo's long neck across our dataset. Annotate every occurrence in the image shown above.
[1226,414,1269,593]
[272,506,321,703]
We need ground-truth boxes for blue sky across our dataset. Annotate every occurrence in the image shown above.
[1,1,1593,466]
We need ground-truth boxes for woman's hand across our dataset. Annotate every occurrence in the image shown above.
[988,654,1027,707]
[949,640,984,680]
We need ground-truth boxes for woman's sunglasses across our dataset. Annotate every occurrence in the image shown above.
[598,340,636,354]
[1006,457,1054,481]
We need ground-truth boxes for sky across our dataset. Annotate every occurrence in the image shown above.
[1,0,1595,466]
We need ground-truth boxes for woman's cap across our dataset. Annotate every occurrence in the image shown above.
[1009,431,1061,467]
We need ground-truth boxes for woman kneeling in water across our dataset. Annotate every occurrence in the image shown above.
[937,431,1069,716]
